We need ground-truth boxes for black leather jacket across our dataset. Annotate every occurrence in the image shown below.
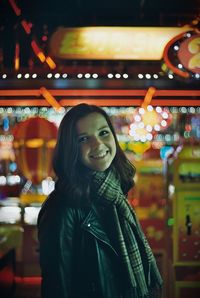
[38,191,126,298]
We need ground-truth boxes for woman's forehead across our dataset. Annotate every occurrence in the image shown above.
[76,112,108,134]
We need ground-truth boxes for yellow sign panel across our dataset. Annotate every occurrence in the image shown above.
[49,26,191,60]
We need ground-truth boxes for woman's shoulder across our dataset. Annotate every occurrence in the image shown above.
[37,189,89,228]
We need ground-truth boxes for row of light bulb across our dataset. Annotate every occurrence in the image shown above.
[0,72,164,79]
[137,106,169,117]
[1,72,199,79]
[0,106,199,114]
[0,175,21,186]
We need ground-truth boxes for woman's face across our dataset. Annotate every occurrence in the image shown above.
[76,112,117,171]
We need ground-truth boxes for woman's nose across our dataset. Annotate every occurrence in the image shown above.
[91,136,102,148]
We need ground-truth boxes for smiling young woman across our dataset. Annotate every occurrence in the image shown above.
[37,103,163,298]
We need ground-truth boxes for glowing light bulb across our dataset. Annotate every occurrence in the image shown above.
[139,108,145,115]
[147,105,153,111]
[130,123,137,130]
[138,122,144,129]
[77,73,83,78]
[155,106,162,113]
[146,125,153,132]
[92,73,98,78]
[162,112,168,119]
[134,115,141,122]
[145,74,151,79]
[161,120,167,127]
[115,73,121,78]
[154,124,161,131]
[54,73,60,78]
[123,73,128,78]
[85,73,91,78]
[146,133,153,141]
[108,73,113,78]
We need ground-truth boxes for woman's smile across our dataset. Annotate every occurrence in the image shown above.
[90,150,109,159]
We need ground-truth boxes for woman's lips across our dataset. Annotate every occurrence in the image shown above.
[90,150,109,159]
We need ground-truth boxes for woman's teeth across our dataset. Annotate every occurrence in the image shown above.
[91,151,108,159]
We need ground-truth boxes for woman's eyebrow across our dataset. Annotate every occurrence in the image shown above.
[77,132,87,137]
[98,125,109,130]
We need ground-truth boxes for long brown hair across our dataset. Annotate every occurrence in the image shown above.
[53,104,135,203]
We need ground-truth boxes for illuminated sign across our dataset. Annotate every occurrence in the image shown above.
[163,30,200,78]
[178,34,200,74]
[49,26,191,60]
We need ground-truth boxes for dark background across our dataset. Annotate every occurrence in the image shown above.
[0,0,199,67]
[0,0,199,26]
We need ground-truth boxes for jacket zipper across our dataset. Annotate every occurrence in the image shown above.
[83,226,118,256]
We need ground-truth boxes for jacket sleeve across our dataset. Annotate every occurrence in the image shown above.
[38,204,77,298]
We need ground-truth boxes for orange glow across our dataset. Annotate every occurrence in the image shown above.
[130,198,139,207]
[46,56,56,69]
[25,139,44,148]
[31,41,45,62]
[142,110,159,126]
[46,140,57,148]
[142,87,156,108]
[15,58,19,71]
[31,41,56,66]
[1,89,200,97]
[14,43,20,71]
[13,117,58,185]
[0,99,199,107]
[40,87,62,111]
[37,52,46,63]
[0,89,199,107]
[50,26,191,60]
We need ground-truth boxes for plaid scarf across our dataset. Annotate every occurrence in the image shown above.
[92,168,163,298]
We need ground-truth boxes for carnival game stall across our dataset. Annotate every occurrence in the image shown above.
[166,144,200,298]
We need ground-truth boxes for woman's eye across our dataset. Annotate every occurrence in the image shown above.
[99,130,109,136]
[78,136,88,143]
